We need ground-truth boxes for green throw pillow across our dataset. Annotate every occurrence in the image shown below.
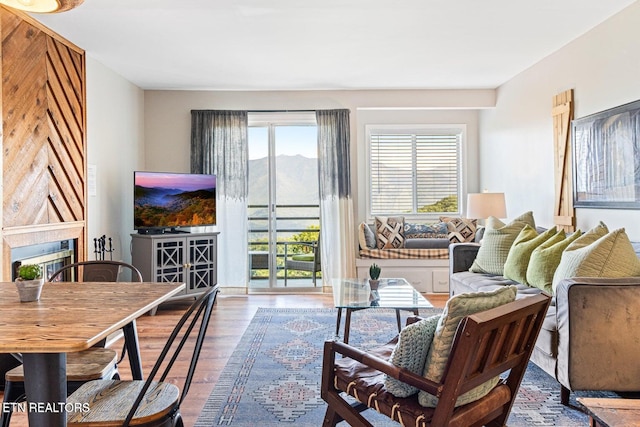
[385,315,440,397]
[552,223,640,293]
[526,230,582,294]
[418,286,518,408]
[469,211,536,275]
[503,225,558,285]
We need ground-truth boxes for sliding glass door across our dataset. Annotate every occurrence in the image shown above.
[247,113,320,289]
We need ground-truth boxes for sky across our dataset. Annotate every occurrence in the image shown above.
[248,125,317,160]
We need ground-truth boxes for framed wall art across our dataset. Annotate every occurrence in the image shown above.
[572,99,640,209]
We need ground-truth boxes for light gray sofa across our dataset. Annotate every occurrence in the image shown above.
[449,241,640,405]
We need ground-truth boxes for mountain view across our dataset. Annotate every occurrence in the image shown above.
[134,186,216,228]
[248,154,319,205]
[248,154,319,237]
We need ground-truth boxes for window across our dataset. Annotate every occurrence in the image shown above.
[367,125,464,218]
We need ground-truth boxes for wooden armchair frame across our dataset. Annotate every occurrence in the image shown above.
[321,293,551,427]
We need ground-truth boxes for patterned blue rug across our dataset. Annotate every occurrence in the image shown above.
[195,307,611,426]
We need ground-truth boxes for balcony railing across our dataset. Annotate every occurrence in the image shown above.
[248,204,320,281]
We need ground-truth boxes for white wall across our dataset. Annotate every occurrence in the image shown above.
[86,57,145,262]
[479,2,640,239]
[144,89,493,223]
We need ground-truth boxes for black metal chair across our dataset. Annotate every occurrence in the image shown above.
[283,236,321,286]
[66,285,219,427]
[1,260,144,427]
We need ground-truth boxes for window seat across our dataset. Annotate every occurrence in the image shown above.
[358,248,449,260]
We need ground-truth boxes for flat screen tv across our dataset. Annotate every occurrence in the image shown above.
[134,171,216,233]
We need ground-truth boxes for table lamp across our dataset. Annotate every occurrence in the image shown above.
[466,193,506,223]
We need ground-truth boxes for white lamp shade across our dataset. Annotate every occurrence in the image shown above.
[466,193,506,219]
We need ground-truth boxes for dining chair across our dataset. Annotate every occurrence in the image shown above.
[66,284,219,426]
[0,260,144,427]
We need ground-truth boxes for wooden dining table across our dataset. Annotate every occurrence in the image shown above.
[0,280,185,427]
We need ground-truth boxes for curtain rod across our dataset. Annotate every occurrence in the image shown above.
[190,109,316,113]
[247,109,316,113]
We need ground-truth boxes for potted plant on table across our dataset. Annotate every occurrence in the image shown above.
[15,264,44,302]
[369,263,381,290]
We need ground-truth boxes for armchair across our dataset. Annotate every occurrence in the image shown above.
[321,293,551,427]
[283,237,321,286]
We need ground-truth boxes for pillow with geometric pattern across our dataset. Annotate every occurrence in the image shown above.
[375,216,405,249]
[439,216,477,243]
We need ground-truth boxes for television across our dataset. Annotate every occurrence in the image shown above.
[134,171,216,233]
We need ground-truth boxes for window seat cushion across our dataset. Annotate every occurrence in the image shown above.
[359,248,449,260]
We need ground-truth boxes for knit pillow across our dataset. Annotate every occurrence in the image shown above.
[418,286,518,407]
[469,211,536,275]
[503,226,558,285]
[384,315,440,397]
[552,224,640,293]
[526,230,582,294]
[375,216,405,249]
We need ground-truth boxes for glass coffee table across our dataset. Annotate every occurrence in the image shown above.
[332,278,433,343]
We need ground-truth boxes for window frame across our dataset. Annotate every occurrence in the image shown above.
[365,124,467,221]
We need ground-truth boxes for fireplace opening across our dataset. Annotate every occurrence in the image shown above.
[11,240,76,281]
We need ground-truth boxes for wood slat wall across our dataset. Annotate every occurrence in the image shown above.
[0,7,86,280]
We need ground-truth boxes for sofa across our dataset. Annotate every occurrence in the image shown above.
[449,221,640,405]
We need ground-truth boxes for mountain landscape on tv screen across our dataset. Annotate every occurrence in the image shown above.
[134,185,216,228]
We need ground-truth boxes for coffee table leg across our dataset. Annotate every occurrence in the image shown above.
[344,309,352,344]
[335,308,343,340]
[395,309,402,332]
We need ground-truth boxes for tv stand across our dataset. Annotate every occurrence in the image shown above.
[131,232,219,314]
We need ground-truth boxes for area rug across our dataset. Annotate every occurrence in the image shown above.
[195,307,611,426]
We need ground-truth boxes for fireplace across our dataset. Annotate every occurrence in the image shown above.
[11,240,76,281]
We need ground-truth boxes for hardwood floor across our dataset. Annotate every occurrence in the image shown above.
[1,292,447,427]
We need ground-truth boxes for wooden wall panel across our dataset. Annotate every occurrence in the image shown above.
[2,11,85,227]
[0,7,86,279]
[552,89,575,232]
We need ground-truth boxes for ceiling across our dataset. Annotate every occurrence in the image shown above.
[32,0,636,91]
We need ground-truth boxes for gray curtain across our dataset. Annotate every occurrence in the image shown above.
[191,110,248,288]
[316,109,356,283]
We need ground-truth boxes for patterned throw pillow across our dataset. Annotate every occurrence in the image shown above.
[439,217,477,243]
[469,211,536,275]
[552,223,640,293]
[385,315,440,397]
[526,230,582,294]
[358,222,377,249]
[503,225,558,285]
[375,216,405,249]
[404,222,449,239]
[418,286,518,408]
